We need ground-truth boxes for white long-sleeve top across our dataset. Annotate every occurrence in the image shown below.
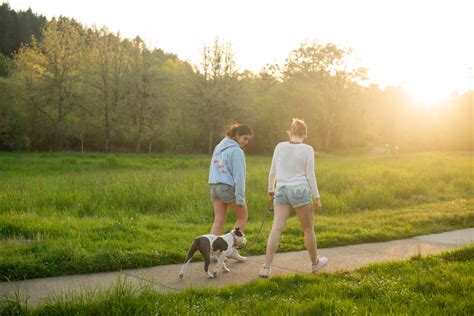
[268,141,320,198]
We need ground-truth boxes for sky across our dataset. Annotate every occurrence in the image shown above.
[6,0,474,103]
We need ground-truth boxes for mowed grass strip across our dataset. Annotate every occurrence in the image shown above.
[0,152,472,280]
[1,199,472,280]
[2,247,473,315]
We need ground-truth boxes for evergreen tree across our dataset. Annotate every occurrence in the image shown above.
[0,3,46,76]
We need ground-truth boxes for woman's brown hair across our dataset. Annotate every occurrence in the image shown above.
[226,123,254,137]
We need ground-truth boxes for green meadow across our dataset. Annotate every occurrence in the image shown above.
[0,152,473,280]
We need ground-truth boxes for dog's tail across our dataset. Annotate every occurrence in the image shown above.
[184,238,201,264]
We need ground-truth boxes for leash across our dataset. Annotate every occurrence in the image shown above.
[240,199,273,251]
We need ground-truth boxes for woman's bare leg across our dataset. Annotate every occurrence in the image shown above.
[263,204,292,267]
[228,202,248,232]
[294,203,317,264]
[210,199,228,235]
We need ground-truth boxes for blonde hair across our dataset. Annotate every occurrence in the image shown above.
[287,118,307,138]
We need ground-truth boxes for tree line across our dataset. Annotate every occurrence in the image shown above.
[0,3,46,76]
[0,4,471,154]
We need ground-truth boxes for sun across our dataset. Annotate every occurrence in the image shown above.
[402,76,452,107]
[397,62,472,107]
[404,85,448,106]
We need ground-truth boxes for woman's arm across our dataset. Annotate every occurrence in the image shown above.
[305,146,320,199]
[232,149,246,206]
[268,145,278,195]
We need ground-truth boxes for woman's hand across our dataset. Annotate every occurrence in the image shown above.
[313,198,322,213]
[268,191,275,201]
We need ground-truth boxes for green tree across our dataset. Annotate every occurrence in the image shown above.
[189,38,242,153]
[0,77,27,150]
[124,37,165,153]
[14,17,85,150]
[143,55,191,153]
[0,3,47,76]
[85,28,128,152]
[282,41,367,149]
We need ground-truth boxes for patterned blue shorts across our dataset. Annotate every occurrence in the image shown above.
[210,184,236,203]
[274,184,312,208]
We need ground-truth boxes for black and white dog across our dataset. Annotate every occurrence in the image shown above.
[179,228,247,279]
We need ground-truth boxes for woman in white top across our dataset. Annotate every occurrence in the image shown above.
[259,118,328,277]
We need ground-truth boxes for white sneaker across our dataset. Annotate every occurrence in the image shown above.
[312,256,328,274]
[227,247,247,262]
[258,265,271,278]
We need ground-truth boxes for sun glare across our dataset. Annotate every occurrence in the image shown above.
[397,63,465,107]
[404,80,451,107]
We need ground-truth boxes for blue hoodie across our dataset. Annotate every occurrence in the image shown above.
[208,138,246,205]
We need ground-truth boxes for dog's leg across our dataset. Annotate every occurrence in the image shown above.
[211,252,226,278]
[179,238,201,279]
[205,251,215,278]
[203,253,212,278]
[179,258,191,280]
[195,238,213,278]
[222,260,230,273]
[207,262,215,278]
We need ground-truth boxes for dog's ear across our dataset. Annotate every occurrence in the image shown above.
[234,227,243,237]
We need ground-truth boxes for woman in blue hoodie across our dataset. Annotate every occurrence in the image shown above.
[208,123,253,261]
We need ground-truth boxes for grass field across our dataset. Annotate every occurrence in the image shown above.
[0,151,473,280]
[2,246,473,315]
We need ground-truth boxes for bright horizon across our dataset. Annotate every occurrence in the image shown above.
[6,0,474,104]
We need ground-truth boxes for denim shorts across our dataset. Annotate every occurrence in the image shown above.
[210,184,236,203]
[274,184,312,208]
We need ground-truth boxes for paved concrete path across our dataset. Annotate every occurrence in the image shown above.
[1,228,472,307]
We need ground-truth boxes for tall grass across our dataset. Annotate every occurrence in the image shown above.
[1,152,471,217]
[0,152,473,280]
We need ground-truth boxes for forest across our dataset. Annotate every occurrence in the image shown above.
[0,3,471,154]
